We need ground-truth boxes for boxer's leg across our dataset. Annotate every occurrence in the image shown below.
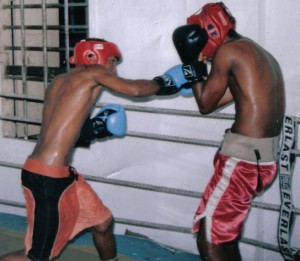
[197,219,229,261]
[92,216,117,261]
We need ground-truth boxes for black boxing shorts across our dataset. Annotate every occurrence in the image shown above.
[22,158,112,261]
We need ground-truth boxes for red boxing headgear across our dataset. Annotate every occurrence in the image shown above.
[187,2,236,59]
[69,39,122,66]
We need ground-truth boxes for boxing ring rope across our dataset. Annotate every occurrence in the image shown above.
[2,92,300,124]
[1,3,298,260]
[0,94,299,257]
[0,159,299,215]
[0,199,282,253]
[0,111,300,257]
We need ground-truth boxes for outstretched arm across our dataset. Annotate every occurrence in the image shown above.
[93,65,189,97]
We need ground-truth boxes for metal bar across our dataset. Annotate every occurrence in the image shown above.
[0,93,43,102]
[5,75,51,82]
[0,116,41,125]
[41,0,48,88]
[5,46,70,52]
[10,0,17,137]
[20,0,28,139]
[3,25,88,30]
[5,65,66,78]
[3,3,88,9]
[64,0,70,72]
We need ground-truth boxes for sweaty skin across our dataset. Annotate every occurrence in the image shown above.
[193,32,285,261]
[0,57,160,261]
[193,33,285,138]
[30,57,159,167]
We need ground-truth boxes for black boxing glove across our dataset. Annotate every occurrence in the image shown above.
[173,24,208,84]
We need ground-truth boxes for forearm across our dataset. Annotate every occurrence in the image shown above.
[127,79,160,97]
[216,88,233,108]
[193,83,233,114]
[107,78,160,97]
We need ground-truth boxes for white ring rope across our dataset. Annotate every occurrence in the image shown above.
[1,93,300,123]
[1,101,300,257]
[127,130,221,147]
[0,198,281,253]
[0,161,299,215]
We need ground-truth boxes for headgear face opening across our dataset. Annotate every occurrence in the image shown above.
[187,2,236,59]
[69,39,122,66]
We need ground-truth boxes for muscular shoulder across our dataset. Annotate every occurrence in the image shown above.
[69,64,109,77]
[66,65,112,87]
[215,39,250,62]
[219,38,272,64]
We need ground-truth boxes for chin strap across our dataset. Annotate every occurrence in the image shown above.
[278,116,300,260]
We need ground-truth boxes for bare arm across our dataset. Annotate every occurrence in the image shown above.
[192,46,234,114]
[92,66,160,97]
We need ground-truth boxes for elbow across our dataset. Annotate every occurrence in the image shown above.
[198,100,217,115]
[199,108,211,115]
[199,104,215,115]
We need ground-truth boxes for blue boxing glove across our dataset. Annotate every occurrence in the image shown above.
[92,104,126,138]
[76,104,126,147]
[154,65,188,96]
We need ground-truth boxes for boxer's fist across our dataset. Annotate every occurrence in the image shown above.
[173,24,208,64]
[76,104,126,147]
[173,24,208,84]
[92,104,126,138]
[154,64,188,96]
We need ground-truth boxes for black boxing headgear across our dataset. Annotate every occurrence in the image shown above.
[187,2,236,59]
[69,39,122,66]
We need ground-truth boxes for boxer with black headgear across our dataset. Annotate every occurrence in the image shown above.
[0,37,189,261]
[171,2,285,261]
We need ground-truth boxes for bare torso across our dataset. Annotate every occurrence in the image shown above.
[29,62,160,167]
[30,66,105,166]
[228,38,285,137]
[194,34,285,138]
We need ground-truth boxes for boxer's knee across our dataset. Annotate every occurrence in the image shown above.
[93,216,114,234]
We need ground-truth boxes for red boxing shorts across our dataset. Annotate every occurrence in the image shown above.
[193,132,279,244]
[21,158,112,261]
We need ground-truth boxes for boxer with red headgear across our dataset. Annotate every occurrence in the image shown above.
[69,38,122,66]
[0,36,189,261]
[187,2,235,59]
[170,2,285,261]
